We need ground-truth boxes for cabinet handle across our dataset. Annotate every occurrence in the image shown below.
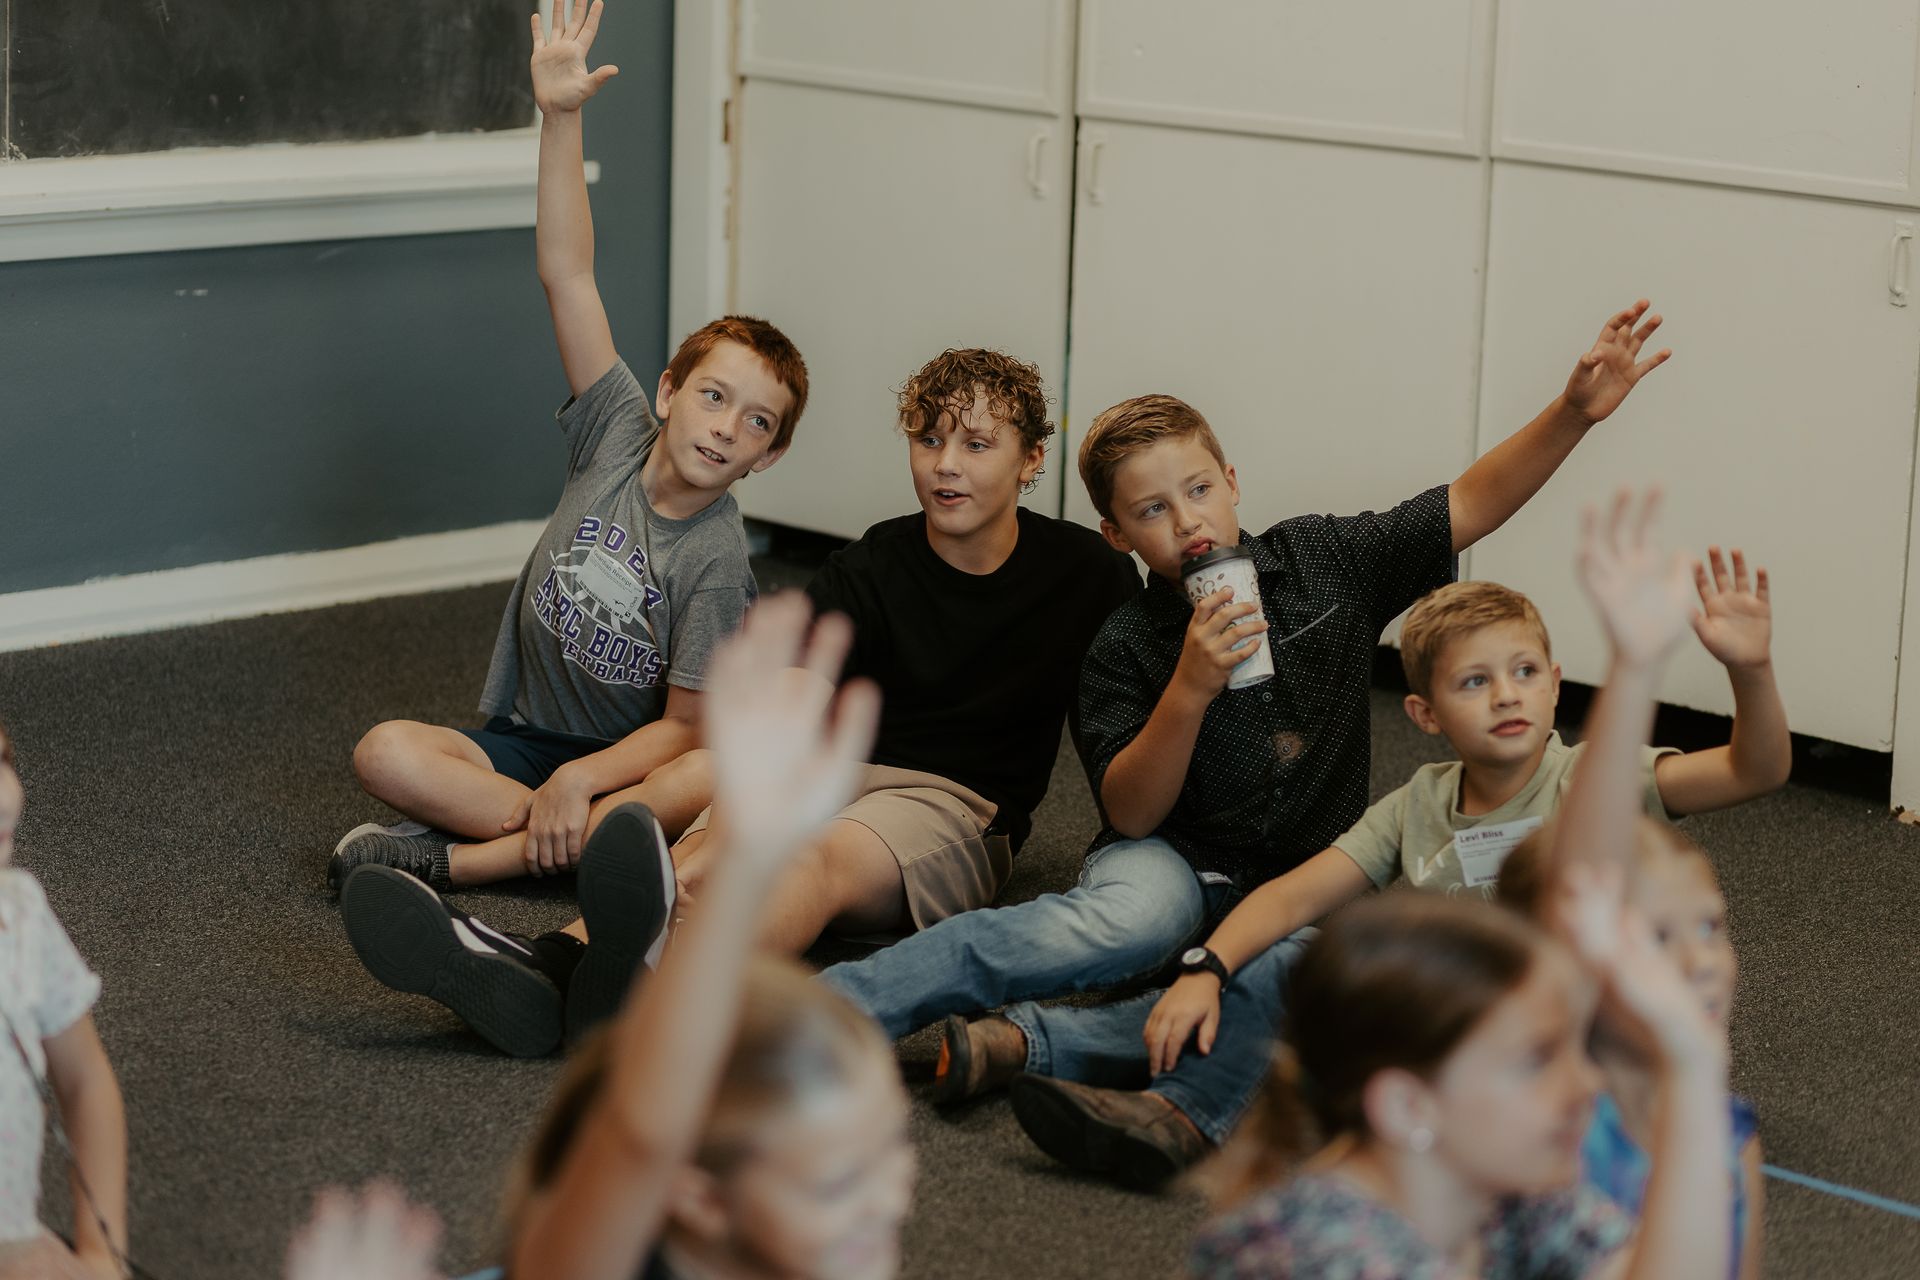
[1085,135,1107,206]
[1892,220,1914,308]
[1026,132,1049,199]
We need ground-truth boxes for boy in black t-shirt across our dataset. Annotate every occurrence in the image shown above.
[338,348,1138,1056]
[670,348,1142,951]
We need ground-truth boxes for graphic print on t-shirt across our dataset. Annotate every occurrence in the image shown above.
[529,513,668,688]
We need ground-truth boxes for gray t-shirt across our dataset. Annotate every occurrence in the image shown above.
[479,359,756,740]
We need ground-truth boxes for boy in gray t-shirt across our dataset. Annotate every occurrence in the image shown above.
[328,0,808,899]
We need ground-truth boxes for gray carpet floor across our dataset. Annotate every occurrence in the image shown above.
[7,564,1919,1278]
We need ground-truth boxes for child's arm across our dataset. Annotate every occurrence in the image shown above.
[510,594,879,1280]
[1143,848,1372,1073]
[1557,867,1731,1280]
[506,687,702,876]
[42,1013,127,1278]
[532,0,621,397]
[1449,301,1671,554]
[1101,588,1268,838]
[1738,1134,1766,1280]
[1554,489,1696,873]
[1654,547,1791,815]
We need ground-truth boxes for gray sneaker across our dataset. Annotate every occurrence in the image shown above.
[328,820,453,895]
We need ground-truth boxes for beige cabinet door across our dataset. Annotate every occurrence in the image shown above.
[1473,163,1920,750]
[1062,121,1488,544]
[728,2,1076,537]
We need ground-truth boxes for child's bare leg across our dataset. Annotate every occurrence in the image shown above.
[352,720,529,838]
[754,819,910,955]
[447,749,717,888]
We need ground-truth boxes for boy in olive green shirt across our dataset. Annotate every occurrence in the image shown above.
[996,565,1790,1189]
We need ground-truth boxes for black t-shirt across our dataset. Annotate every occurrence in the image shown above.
[1078,485,1454,888]
[806,507,1141,844]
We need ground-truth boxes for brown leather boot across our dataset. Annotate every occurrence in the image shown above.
[1009,1074,1214,1190]
[931,1014,1028,1106]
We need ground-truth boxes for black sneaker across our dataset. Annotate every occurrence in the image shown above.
[339,865,562,1058]
[565,802,678,1044]
[329,821,453,895]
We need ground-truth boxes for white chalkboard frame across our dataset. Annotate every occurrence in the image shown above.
[0,126,599,262]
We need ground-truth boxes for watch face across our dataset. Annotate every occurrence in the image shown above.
[1183,947,1208,967]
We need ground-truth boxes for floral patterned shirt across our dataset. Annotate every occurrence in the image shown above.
[1188,1172,1632,1279]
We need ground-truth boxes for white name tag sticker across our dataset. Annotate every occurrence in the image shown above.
[1453,816,1546,888]
[575,546,647,625]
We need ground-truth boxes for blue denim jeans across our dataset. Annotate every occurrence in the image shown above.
[820,837,1228,1039]
[1001,927,1317,1145]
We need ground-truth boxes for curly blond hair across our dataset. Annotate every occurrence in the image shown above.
[896,349,1055,453]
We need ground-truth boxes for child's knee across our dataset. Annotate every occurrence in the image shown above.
[650,747,713,791]
[351,720,426,790]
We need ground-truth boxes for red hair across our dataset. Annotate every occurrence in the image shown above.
[665,316,810,451]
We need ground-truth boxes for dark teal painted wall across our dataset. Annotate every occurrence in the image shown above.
[0,2,672,595]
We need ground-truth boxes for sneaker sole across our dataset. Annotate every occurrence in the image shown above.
[1008,1075,1182,1192]
[565,802,677,1044]
[340,865,562,1058]
[327,820,431,896]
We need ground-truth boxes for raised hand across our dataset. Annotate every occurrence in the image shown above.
[1564,299,1671,426]
[285,1183,444,1280]
[530,0,619,115]
[1691,547,1773,672]
[1578,487,1695,669]
[702,593,880,867]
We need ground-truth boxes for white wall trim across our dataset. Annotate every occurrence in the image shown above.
[0,521,545,653]
[0,132,599,262]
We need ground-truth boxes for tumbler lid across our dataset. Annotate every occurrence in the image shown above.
[1180,544,1253,580]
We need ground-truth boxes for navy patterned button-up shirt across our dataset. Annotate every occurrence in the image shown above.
[1077,485,1455,890]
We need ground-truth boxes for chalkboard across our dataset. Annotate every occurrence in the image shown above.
[2,0,534,161]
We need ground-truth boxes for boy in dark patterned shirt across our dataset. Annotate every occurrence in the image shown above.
[824,302,1674,1101]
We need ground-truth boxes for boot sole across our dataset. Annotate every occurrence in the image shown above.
[565,803,677,1044]
[341,865,562,1058]
[1008,1075,1183,1192]
[930,1015,976,1107]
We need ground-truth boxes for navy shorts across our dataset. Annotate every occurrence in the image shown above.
[460,716,611,789]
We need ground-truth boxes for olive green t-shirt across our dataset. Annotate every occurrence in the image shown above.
[1332,732,1677,900]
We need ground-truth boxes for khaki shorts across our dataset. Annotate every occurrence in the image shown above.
[682,765,1012,930]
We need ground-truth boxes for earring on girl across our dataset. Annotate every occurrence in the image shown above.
[1407,1126,1435,1154]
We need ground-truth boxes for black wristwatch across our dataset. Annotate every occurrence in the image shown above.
[1179,946,1230,986]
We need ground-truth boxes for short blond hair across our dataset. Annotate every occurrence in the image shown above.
[1077,394,1228,521]
[1399,581,1551,699]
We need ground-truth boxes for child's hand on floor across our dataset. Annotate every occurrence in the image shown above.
[1145,973,1225,1074]
[702,593,879,869]
[529,0,619,115]
[1690,547,1773,672]
[1578,487,1695,670]
[285,1183,444,1280]
[1174,588,1269,702]
[1563,299,1671,426]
